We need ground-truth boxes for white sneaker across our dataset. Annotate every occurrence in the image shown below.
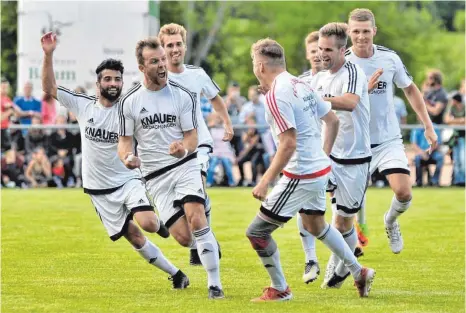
[320,256,336,288]
[302,260,320,284]
[384,213,404,254]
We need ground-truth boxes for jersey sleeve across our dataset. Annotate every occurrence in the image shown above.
[315,92,332,118]
[393,54,413,89]
[179,90,197,132]
[266,88,295,135]
[57,86,94,117]
[118,97,135,137]
[342,64,366,97]
[200,69,220,100]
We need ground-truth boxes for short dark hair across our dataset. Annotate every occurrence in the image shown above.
[95,59,124,81]
[135,37,162,65]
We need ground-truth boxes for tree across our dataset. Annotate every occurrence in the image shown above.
[1,1,18,96]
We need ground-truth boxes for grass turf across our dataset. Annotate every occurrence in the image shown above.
[1,187,464,313]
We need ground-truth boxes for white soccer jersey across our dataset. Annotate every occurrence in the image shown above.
[168,64,220,150]
[57,86,140,193]
[311,61,371,162]
[265,71,331,178]
[118,80,198,177]
[298,70,314,85]
[345,45,413,145]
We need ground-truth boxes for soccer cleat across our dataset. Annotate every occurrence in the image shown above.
[322,272,350,289]
[354,245,364,258]
[251,286,292,302]
[321,257,337,288]
[354,267,376,297]
[189,249,202,266]
[384,213,404,254]
[302,260,320,284]
[208,286,225,299]
[355,222,369,247]
[156,221,170,239]
[168,270,190,289]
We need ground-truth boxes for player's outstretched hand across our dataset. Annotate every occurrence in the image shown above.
[368,68,383,93]
[223,122,234,142]
[252,181,268,201]
[41,32,57,54]
[424,127,438,153]
[169,141,186,158]
[124,153,141,169]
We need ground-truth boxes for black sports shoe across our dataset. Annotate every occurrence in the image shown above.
[190,249,202,266]
[168,270,190,289]
[208,286,225,299]
[324,272,350,289]
[156,221,170,239]
[354,246,364,258]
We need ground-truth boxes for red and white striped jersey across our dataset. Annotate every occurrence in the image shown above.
[265,71,331,179]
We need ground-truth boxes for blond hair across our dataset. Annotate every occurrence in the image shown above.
[158,23,187,46]
[349,8,376,27]
[319,23,348,48]
[135,37,162,65]
[305,31,319,46]
[250,38,285,66]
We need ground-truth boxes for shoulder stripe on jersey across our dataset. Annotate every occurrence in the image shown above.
[57,86,96,101]
[211,78,220,91]
[376,45,397,54]
[266,81,288,133]
[403,64,413,80]
[345,62,357,94]
[168,80,198,129]
[299,70,311,78]
[185,64,200,69]
[118,83,142,136]
[344,48,351,56]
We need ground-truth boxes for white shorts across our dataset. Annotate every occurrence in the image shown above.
[260,174,328,222]
[198,146,212,177]
[331,161,370,217]
[370,139,410,176]
[145,158,205,228]
[89,179,153,241]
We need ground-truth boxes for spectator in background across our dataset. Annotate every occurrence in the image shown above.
[74,86,87,94]
[410,122,443,187]
[224,81,247,156]
[444,93,465,186]
[236,116,268,187]
[200,93,213,123]
[206,112,235,187]
[394,93,408,125]
[14,81,41,125]
[41,93,57,125]
[239,85,267,133]
[1,148,25,188]
[25,147,52,188]
[48,115,75,186]
[25,116,48,155]
[68,111,82,187]
[423,69,448,124]
[9,127,26,157]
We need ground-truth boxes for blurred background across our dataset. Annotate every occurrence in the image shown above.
[1,0,465,189]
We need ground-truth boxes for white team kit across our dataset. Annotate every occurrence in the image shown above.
[56,86,152,240]
[346,45,413,176]
[261,71,332,222]
[311,61,372,217]
[168,65,221,175]
[118,80,205,228]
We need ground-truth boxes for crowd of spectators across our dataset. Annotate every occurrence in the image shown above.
[1,69,464,189]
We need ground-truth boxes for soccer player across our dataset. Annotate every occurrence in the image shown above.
[296,30,325,284]
[40,32,189,289]
[345,8,437,254]
[246,38,375,301]
[117,37,224,299]
[310,23,372,288]
[158,23,233,266]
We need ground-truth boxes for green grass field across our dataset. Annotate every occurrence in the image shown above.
[1,187,465,313]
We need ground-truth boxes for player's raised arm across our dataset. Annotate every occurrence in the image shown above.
[41,32,58,99]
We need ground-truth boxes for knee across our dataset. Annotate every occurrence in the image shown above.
[394,188,412,202]
[138,218,159,233]
[172,231,193,247]
[334,215,352,233]
[186,204,207,230]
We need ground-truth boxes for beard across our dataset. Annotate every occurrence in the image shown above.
[100,87,122,102]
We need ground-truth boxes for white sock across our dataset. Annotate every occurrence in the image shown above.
[357,198,366,224]
[260,249,288,292]
[136,238,178,276]
[385,195,411,225]
[205,194,212,226]
[335,226,358,277]
[190,237,197,251]
[317,223,362,280]
[297,214,317,262]
[193,226,221,289]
